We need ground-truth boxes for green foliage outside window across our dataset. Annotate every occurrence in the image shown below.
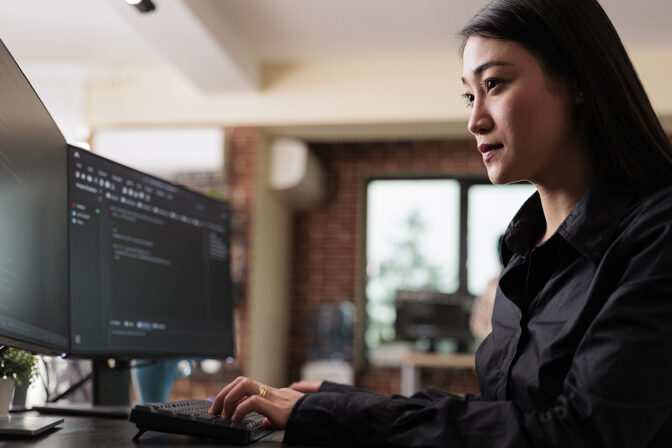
[366,210,445,347]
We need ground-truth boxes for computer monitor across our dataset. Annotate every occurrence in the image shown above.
[395,290,473,352]
[1,34,235,415]
[0,38,69,356]
[0,37,69,435]
[66,145,234,405]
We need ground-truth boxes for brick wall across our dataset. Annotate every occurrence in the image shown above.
[226,127,259,370]
[288,139,486,396]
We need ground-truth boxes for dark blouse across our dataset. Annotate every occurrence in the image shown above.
[284,176,672,447]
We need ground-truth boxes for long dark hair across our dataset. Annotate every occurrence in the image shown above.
[460,0,672,187]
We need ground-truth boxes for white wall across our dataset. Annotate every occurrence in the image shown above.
[245,133,291,387]
[22,63,90,146]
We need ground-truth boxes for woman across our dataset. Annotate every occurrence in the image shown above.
[209,0,672,446]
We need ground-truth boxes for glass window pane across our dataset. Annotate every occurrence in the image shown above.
[467,183,536,295]
[365,179,460,348]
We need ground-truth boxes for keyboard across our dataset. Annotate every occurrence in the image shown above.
[129,399,273,444]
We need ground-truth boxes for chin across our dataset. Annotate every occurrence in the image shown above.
[486,164,523,185]
[486,169,508,185]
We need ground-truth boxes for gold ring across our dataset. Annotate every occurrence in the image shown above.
[258,384,268,398]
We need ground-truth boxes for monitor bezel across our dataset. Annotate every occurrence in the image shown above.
[0,336,67,357]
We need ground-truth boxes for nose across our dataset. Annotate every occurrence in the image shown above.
[467,98,493,135]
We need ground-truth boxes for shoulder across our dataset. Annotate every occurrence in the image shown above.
[621,183,672,232]
[610,183,672,279]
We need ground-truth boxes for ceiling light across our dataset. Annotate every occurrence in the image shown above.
[125,0,156,13]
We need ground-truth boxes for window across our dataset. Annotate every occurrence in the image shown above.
[365,178,535,354]
[467,184,536,295]
[365,180,460,348]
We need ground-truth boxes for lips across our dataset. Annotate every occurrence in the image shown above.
[478,143,504,161]
[478,143,503,153]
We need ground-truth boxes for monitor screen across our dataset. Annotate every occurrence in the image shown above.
[68,146,234,359]
[0,39,69,355]
[395,290,473,351]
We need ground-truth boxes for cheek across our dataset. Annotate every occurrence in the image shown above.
[496,97,535,147]
[504,90,561,147]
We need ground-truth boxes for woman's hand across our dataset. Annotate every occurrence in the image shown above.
[288,380,323,393]
[208,376,304,430]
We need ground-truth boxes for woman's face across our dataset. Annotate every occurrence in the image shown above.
[461,36,584,186]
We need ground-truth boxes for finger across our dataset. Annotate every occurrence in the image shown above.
[223,378,262,419]
[209,376,246,414]
[288,381,307,391]
[262,414,285,431]
[262,417,278,430]
[288,380,321,393]
[237,388,302,430]
[209,376,244,414]
[231,394,273,423]
[222,378,260,418]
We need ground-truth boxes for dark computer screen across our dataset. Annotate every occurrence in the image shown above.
[68,146,234,359]
[0,39,69,355]
[395,290,473,352]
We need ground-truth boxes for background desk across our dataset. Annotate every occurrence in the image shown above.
[400,353,476,396]
[1,413,292,447]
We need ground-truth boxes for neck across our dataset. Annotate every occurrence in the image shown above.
[535,188,581,243]
[535,164,596,243]
[535,133,596,243]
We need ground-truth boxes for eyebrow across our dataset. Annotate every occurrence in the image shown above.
[461,60,513,84]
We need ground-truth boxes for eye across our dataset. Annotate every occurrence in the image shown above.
[462,93,475,107]
[484,79,500,91]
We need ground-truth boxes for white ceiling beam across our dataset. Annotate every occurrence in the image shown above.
[108,0,259,92]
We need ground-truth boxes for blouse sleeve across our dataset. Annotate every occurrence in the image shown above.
[319,380,467,403]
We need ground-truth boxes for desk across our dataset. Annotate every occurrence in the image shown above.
[0,412,291,447]
[400,353,475,396]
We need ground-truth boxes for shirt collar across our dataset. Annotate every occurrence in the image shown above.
[501,176,639,265]
[501,192,544,264]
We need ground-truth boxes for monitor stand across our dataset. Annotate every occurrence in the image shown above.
[33,359,131,419]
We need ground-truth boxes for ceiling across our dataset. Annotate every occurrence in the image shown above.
[1,0,672,92]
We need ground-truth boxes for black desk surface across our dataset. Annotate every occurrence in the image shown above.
[0,412,290,447]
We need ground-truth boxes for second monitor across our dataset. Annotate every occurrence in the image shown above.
[68,146,235,362]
